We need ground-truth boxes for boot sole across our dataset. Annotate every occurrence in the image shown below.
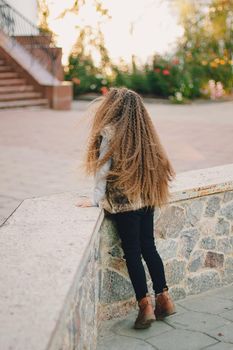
[134,319,155,329]
[155,310,176,320]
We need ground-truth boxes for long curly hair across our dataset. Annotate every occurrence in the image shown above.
[85,87,176,208]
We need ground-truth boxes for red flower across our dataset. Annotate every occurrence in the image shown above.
[101,86,108,95]
[154,68,160,73]
[162,69,170,75]
[72,77,81,85]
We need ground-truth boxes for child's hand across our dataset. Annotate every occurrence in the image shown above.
[75,197,93,208]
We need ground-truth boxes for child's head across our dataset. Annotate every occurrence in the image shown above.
[90,87,147,127]
[86,87,176,207]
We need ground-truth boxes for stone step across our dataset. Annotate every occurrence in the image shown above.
[0,72,18,78]
[0,92,42,101]
[0,99,48,109]
[0,66,12,72]
[0,78,26,86]
[0,85,34,93]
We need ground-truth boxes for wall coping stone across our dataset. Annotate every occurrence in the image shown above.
[170,163,233,202]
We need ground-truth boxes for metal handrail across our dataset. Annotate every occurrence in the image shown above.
[0,0,59,76]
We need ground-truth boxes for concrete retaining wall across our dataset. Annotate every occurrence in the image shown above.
[1,163,233,349]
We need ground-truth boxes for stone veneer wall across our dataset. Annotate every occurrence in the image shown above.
[59,229,100,350]
[98,189,233,320]
[1,165,233,349]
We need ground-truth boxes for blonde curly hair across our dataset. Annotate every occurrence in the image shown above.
[85,87,176,208]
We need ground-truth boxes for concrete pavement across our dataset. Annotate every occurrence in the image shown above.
[1,100,233,225]
[97,284,233,350]
[0,102,92,225]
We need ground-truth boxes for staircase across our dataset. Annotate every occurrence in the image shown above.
[0,57,48,109]
[0,0,72,110]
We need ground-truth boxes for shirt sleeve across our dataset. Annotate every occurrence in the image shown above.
[91,134,111,206]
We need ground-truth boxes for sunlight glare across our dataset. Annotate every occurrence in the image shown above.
[48,0,183,65]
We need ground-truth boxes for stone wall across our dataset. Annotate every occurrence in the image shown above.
[98,188,233,320]
[59,229,100,350]
[156,190,233,298]
[1,164,233,349]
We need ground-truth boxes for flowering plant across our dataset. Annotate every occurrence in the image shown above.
[201,80,225,100]
[100,86,109,95]
[162,69,170,76]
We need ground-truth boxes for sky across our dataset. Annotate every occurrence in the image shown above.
[47,0,184,64]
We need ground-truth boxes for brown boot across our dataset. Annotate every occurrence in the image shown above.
[134,295,156,329]
[154,288,176,320]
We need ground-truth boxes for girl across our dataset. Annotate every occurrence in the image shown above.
[76,87,176,329]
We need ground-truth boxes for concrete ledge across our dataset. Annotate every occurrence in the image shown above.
[171,163,233,202]
[45,83,73,110]
[0,192,102,350]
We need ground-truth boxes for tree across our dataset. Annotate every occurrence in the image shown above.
[57,0,109,19]
[37,0,52,34]
[66,25,112,95]
[173,0,233,93]
[70,24,111,71]
[174,0,233,59]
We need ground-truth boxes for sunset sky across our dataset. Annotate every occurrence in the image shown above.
[48,0,183,64]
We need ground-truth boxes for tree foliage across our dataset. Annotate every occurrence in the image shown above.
[66,26,112,95]
[57,0,110,19]
[37,0,52,34]
[172,0,233,93]
[175,0,233,58]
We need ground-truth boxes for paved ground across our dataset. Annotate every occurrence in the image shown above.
[0,100,233,225]
[97,284,233,350]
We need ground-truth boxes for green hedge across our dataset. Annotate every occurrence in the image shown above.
[65,53,233,102]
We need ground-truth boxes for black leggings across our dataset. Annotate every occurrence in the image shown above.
[112,206,168,301]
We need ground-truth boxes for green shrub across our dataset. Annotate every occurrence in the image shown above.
[65,52,232,101]
[65,54,110,96]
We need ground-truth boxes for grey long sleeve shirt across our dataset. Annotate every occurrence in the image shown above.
[91,133,111,207]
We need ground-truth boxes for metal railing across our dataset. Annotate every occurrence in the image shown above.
[0,0,59,77]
